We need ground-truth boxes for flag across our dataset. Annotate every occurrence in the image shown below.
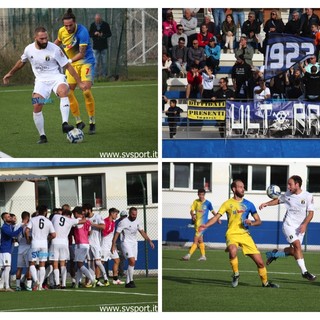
[264,33,316,80]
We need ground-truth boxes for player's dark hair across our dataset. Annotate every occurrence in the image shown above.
[62,204,71,210]
[1,212,9,221]
[82,203,93,211]
[34,26,47,35]
[62,209,72,217]
[109,207,119,214]
[170,99,177,105]
[231,179,244,190]
[21,211,30,220]
[289,175,302,187]
[129,207,137,214]
[38,205,48,216]
[197,188,206,194]
[62,9,76,21]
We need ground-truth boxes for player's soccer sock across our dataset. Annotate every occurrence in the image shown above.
[3,266,10,288]
[39,266,45,287]
[89,116,95,124]
[258,267,268,285]
[61,266,67,287]
[76,269,82,285]
[83,89,95,120]
[199,242,206,257]
[296,258,307,274]
[229,257,239,274]
[68,90,81,118]
[60,97,70,123]
[45,265,53,277]
[26,279,32,289]
[30,265,38,282]
[33,111,45,136]
[189,243,198,256]
[127,265,134,283]
[16,278,21,288]
[80,265,94,282]
[95,261,108,280]
[54,268,60,286]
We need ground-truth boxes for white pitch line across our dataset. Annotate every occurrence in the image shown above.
[0,83,156,94]
[62,289,157,296]
[163,267,307,276]
[0,151,12,158]
[1,301,158,312]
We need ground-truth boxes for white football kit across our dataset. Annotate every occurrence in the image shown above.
[87,213,104,260]
[49,214,80,261]
[27,215,55,262]
[279,190,315,244]
[116,217,143,260]
[21,41,69,99]
[17,225,31,268]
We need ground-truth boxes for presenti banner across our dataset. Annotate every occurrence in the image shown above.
[187,100,226,120]
[226,100,320,138]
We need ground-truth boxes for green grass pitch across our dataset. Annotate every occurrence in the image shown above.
[163,247,320,312]
[0,81,157,158]
[0,277,158,312]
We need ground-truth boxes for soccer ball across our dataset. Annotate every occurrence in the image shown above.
[266,184,281,199]
[67,128,84,144]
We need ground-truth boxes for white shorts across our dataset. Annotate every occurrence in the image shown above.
[49,244,70,261]
[87,245,102,260]
[29,247,49,262]
[0,252,11,266]
[121,242,138,260]
[101,246,119,261]
[33,74,68,100]
[282,223,305,244]
[74,244,89,262]
[17,247,31,268]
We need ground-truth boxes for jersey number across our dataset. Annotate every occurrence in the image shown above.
[39,218,45,230]
[59,217,65,227]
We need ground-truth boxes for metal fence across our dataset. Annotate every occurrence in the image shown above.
[0,8,158,83]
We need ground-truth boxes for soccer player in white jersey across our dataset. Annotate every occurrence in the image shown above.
[25,205,56,290]
[111,207,155,288]
[2,26,88,144]
[83,203,109,286]
[49,209,86,288]
[101,208,124,285]
[259,175,317,281]
[16,211,33,291]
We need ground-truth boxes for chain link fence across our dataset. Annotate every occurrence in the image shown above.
[0,8,157,83]
[1,194,158,277]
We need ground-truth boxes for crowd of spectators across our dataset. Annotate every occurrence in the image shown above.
[162,8,320,102]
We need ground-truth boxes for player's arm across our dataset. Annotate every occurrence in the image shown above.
[190,209,196,222]
[89,221,105,230]
[259,198,280,210]
[69,45,87,63]
[65,63,88,91]
[199,213,222,232]
[111,231,120,253]
[244,213,262,227]
[3,60,26,84]
[25,227,32,245]
[139,229,155,249]
[48,231,56,242]
[211,210,222,224]
[299,210,314,234]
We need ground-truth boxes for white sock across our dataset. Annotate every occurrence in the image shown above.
[127,265,134,283]
[54,269,60,286]
[80,265,94,282]
[95,261,108,280]
[297,258,307,273]
[33,111,45,136]
[3,266,10,288]
[27,279,32,288]
[16,279,21,288]
[46,265,53,277]
[76,269,82,284]
[39,266,45,287]
[30,265,38,282]
[61,266,67,287]
[60,97,70,123]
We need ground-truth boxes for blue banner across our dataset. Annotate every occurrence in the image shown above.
[264,33,315,80]
[226,100,320,138]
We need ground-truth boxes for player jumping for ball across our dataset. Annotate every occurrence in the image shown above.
[259,175,317,282]
[3,26,88,144]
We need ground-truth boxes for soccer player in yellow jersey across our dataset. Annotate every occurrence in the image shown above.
[55,9,96,134]
[182,188,217,261]
[200,180,279,288]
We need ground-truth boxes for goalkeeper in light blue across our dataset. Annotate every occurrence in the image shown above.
[259,175,317,282]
